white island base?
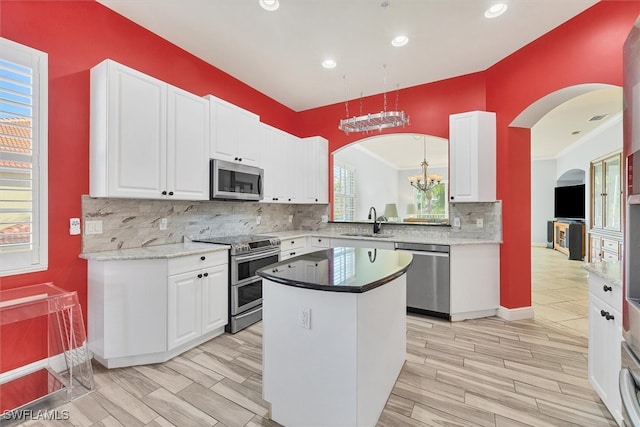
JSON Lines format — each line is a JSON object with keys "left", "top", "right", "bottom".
{"left": 262, "top": 276, "right": 406, "bottom": 427}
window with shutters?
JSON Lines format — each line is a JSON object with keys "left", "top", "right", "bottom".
{"left": 0, "top": 38, "right": 48, "bottom": 276}
{"left": 333, "top": 162, "right": 356, "bottom": 221}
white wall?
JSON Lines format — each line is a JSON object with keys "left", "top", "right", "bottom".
{"left": 531, "top": 114, "right": 622, "bottom": 244}
{"left": 335, "top": 146, "right": 399, "bottom": 221}
{"left": 531, "top": 159, "right": 556, "bottom": 245}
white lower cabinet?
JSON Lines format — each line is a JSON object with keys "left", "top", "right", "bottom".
{"left": 88, "top": 250, "right": 228, "bottom": 368}
{"left": 167, "top": 263, "right": 228, "bottom": 351}
{"left": 449, "top": 244, "right": 500, "bottom": 320}
{"left": 588, "top": 274, "right": 622, "bottom": 425}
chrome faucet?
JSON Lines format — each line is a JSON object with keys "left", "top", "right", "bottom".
{"left": 368, "top": 206, "right": 381, "bottom": 234}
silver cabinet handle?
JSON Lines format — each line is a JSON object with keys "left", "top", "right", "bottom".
{"left": 620, "top": 368, "right": 640, "bottom": 427}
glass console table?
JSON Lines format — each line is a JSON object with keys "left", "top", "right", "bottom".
{"left": 0, "top": 283, "right": 94, "bottom": 413}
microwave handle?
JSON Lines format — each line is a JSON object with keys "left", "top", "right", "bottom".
{"left": 258, "top": 174, "right": 262, "bottom": 194}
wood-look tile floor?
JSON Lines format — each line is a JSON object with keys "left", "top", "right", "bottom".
{"left": 13, "top": 247, "right": 614, "bottom": 427}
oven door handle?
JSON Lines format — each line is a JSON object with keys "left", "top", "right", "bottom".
{"left": 234, "top": 248, "right": 281, "bottom": 263}
{"left": 621, "top": 367, "right": 640, "bottom": 427}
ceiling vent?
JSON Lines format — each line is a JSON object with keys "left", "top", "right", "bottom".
{"left": 589, "top": 114, "right": 608, "bottom": 122}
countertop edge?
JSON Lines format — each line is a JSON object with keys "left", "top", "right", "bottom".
{"left": 582, "top": 262, "right": 622, "bottom": 287}
{"left": 257, "top": 249, "right": 413, "bottom": 293}
{"left": 261, "top": 230, "right": 501, "bottom": 245}
{"left": 80, "top": 242, "right": 230, "bottom": 261}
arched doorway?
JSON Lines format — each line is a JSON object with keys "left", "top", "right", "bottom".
{"left": 511, "top": 83, "right": 622, "bottom": 333}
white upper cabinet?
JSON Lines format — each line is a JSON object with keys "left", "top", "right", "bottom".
{"left": 167, "top": 86, "right": 210, "bottom": 200}
{"left": 301, "top": 136, "right": 328, "bottom": 204}
{"left": 206, "top": 95, "right": 260, "bottom": 166}
{"left": 260, "top": 123, "right": 289, "bottom": 202}
{"left": 90, "top": 59, "right": 210, "bottom": 200}
{"left": 259, "top": 123, "right": 328, "bottom": 204}
{"left": 449, "top": 111, "right": 496, "bottom": 202}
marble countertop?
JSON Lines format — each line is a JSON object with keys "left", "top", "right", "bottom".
{"left": 583, "top": 261, "right": 622, "bottom": 287}
{"left": 80, "top": 242, "right": 230, "bottom": 261}
{"left": 261, "top": 230, "right": 500, "bottom": 246}
{"left": 257, "top": 248, "right": 413, "bottom": 293}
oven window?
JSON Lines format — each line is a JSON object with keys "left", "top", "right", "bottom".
{"left": 218, "top": 169, "right": 261, "bottom": 195}
{"left": 237, "top": 254, "right": 279, "bottom": 282}
{"left": 237, "top": 280, "right": 262, "bottom": 308}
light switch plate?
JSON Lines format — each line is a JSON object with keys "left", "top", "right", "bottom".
{"left": 453, "top": 217, "right": 461, "bottom": 227}
{"left": 476, "top": 218, "right": 484, "bottom": 228}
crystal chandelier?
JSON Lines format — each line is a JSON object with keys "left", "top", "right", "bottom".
{"left": 338, "top": 65, "right": 409, "bottom": 134}
{"left": 408, "top": 136, "right": 442, "bottom": 193}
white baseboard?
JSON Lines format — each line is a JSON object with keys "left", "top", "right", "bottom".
{"left": 497, "top": 305, "right": 534, "bottom": 321}
{"left": 0, "top": 353, "right": 67, "bottom": 384}
{"left": 531, "top": 242, "right": 549, "bottom": 248}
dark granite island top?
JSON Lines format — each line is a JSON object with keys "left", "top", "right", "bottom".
{"left": 257, "top": 247, "right": 413, "bottom": 293}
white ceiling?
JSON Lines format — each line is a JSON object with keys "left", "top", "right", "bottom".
{"left": 97, "top": 0, "right": 599, "bottom": 112}
{"left": 96, "top": 0, "right": 621, "bottom": 160}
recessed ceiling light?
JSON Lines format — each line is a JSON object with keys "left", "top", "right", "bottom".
{"left": 484, "top": 3, "right": 507, "bottom": 18}
{"left": 391, "top": 35, "right": 409, "bottom": 47}
{"left": 322, "top": 59, "right": 336, "bottom": 69}
{"left": 259, "top": 0, "right": 279, "bottom": 12}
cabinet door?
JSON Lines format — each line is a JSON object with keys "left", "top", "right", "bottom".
{"left": 209, "top": 95, "right": 260, "bottom": 166}
{"left": 210, "top": 97, "right": 238, "bottom": 163}
{"left": 592, "top": 162, "right": 604, "bottom": 229}
{"left": 201, "top": 264, "right": 229, "bottom": 334}
{"left": 235, "top": 108, "right": 260, "bottom": 166}
{"left": 168, "top": 271, "right": 202, "bottom": 350}
{"left": 449, "top": 111, "right": 496, "bottom": 202}
{"left": 167, "top": 86, "right": 210, "bottom": 200}
{"left": 260, "top": 124, "right": 288, "bottom": 202}
{"left": 588, "top": 295, "right": 622, "bottom": 421}
{"left": 604, "top": 155, "right": 621, "bottom": 230}
{"left": 289, "top": 134, "right": 305, "bottom": 203}
{"left": 105, "top": 61, "right": 167, "bottom": 198}
{"left": 301, "top": 137, "right": 329, "bottom": 204}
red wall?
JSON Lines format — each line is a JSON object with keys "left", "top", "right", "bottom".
{"left": 298, "top": 1, "right": 640, "bottom": 310}
{"left": 1, "top": 1, "right": 639, "bottom": 370}
{"left": 0, "top": 0, "right": 298, "bottom": 372}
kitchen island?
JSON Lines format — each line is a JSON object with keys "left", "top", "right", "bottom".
{"left": 257, "top": 247, "right": 413, "bottom": 427}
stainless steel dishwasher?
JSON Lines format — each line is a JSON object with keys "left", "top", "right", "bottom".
{"left": 394, "top": 242, "right": 450, "bottom": 319}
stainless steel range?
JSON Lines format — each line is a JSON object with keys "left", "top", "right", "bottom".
{"left": 193, "top": 235, "right": 280, "bottom": 333}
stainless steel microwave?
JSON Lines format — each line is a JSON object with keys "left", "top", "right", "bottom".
{"left": 210, "top": 159, "right": 264, "bottom": 201}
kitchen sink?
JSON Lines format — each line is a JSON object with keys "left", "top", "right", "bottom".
{"left": 340, "top": 233, "right": 394, "bottom": 238}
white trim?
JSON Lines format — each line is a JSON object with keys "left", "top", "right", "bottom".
{"left": 0, "top": 37, "right": 48, "bottom": 277}
{"left": 531, "top": 242, "right": 548, "bottom": 248}
{"left": 0, "top": 353, "right": 66, "bottom": 384}
{"left": 496, "top": 305, "right": 535, "bottom": 321}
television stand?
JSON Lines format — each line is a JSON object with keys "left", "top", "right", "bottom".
{"left": 553, "top": 220, "right": 585, "bottom": 260}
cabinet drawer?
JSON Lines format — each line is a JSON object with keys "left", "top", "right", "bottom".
{"left": 168, "top": 251, "right": 228, "bottom": 275}
{"left": 280, "top": 238, "right": 306, "bottom": 251}
{"left": 602, "top": 239, "right": 619, "bottom": 253}
{"left": 588, "top": 274, "right": 622, "bottom": 313}
{"left": 309, "top": 236, "right": 330, "bottom": 248}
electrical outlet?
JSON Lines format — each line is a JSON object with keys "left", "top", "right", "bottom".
{"left": 85, "top": 220, "right": 103, "bottom": 235}
{"left": 453, "top": 217, "right": 461, "bottom": 227}
{"left": 69, "top": 218, "right": 81, "bottom": 235}
{"left": 321, "top": 215, "right": 329, "bottom": 223}
{"left": 476, "top": 218, "right": 483, "bottom": 228}
{"left": 159, "top": 218, "right": 168, "bottom": 230}
{"left": 256, "top": 215, "right": 261, "bottom": 225}
{"left": 288, "top": 215, "right": 293, "bottom": 223}
{"left": 300, "top": 307, "right": 311, "bottom": 330}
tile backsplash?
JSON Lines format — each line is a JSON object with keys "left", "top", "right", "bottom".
{"left": 82, "top": 197, "right": 501, "bottom": 253}
{"left": 81, "top": 196, "right": 329, "bottom": 253}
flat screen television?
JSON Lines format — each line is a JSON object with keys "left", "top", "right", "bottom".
{"left": 554, "top": 184, "right": 585, "bottom": 220}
